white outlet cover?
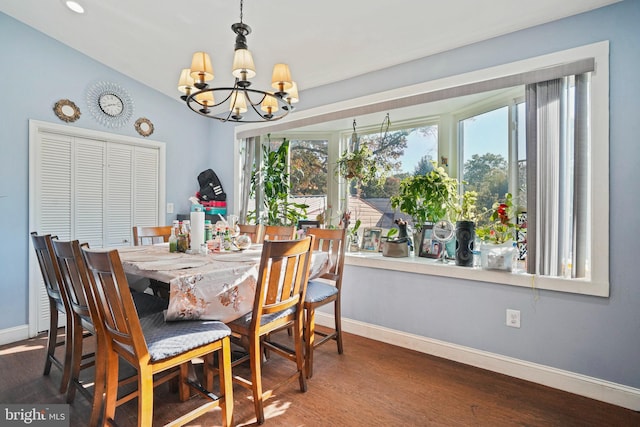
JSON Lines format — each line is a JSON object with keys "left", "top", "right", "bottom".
{"left": 167, "top": 202, "right": 174, "bottom": 214}
{"left": 506, "top": 309, "right": 521, "bottom": 328}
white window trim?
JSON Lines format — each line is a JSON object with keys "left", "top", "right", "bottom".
{"left": 235, "top": 41, "right": 609, "bottom": 297}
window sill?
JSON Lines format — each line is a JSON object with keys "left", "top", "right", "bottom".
{"left": 344, "top": 252, "right": 608, "bottom": 297}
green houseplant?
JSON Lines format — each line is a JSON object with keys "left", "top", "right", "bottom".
{"left": 475, "top": 192, "right": 520, "bottom": 271}
{"left": 249, "top": 138, "right": 308, "bottom": 226}
{"left": 390, "top": 162, "right": 458, "bottom": 232}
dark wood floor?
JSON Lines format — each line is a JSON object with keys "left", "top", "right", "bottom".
{"left": 1, "top": 327, "right": 638, "bottom": 426}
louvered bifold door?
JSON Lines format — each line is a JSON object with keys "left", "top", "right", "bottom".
{"left": 133, "top": 146, "right": 160, "bottom": 228}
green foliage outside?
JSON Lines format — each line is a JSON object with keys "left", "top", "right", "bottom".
{"left": 249, "top": 139, "right": 308, "bottom": 226}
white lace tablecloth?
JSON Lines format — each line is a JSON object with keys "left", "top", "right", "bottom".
{"left": 117, "top": 243, "right": 329, "bottom": 323}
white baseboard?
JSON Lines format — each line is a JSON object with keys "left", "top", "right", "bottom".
{"left": 0, "top": 324, "right": 30, "bottom": 347}
{"left": 315, "top": 312, "right": 640, "bottom": 411}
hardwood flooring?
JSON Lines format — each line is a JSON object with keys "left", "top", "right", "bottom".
{"left": 0, "top": 327, "right": 637, "bottom": 426}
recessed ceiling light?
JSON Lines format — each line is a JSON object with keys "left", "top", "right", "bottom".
{"left": 65, "top": 1, "right": 85, "bottom": 14}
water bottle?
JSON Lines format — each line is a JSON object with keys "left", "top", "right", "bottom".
{"left": 169, "top": 220, "right": 179, "bottom": 253}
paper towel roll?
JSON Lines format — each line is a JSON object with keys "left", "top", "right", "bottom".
{"left": 190, "top": 210, "right": 205, "bottom": 252}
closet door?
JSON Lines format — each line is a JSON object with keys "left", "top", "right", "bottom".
{"left": 31, "top": 126, "right": 162, "bottom": 333}
{"left": 74, "top": 137, "right": 105, "bottom": 248}
{"left": 34, "top": 133, "right": 73, "bottom": 333}
{"left": 105, "top": 143, "right": 134, "bottom": 247}
{"left": 133, "top": 145, "right": 160, "bottom": 227}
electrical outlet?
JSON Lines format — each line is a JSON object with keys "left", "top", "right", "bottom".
{"left": 167, "top": 202, "right": 174, "bottom": 214}
{"left": 506, "top": 309, "right": 521, "bottom": 328}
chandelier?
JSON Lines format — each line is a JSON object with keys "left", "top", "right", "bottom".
{"left": 177, "top": 0, "right": 298, "bottom": 123}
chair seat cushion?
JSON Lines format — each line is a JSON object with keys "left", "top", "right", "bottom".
{"left": 139, "top": 313, "right": 231, "bottom": 362}
{"left": 228, "top": 306, "right": 296, "bottom": 330}
{"left": 132, "top": 291, "right": 169, "bottom": 318}
{"left": 304, "top": 280, "right": 338, "bottom": 303}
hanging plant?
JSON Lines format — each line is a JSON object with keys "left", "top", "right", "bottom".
{"left": 336, "top": 143, "right": 380, "bottom": 183}
{"left": 335, "top": 116, "right": 390, "bottom": 185}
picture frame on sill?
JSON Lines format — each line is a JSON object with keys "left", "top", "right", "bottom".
{"left": 418, "top": 227, "right": 443, "bottom": 258}
{"left": 297, "top": 220, "right": 321, "bottom": 231}
{"left": 361, "top": 227, "right": 382, "bottom": 252}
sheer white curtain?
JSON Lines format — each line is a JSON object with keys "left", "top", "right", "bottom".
{"left": 526, "top": 74, "right": 590, "bottom": 278}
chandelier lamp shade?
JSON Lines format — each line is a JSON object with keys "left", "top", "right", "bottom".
{"left": 177, "top": 0, "right": 299, "bottom": 123}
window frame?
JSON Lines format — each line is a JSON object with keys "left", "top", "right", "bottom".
{"left": 235, "top": 41, "right": 609, "bottom": 297}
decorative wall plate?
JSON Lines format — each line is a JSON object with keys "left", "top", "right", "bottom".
{"left": 86, "top": 81, "right": 134, "bottom": 128}
{"left": 134, "top": 117, "right": 154, "bottom": 137}
{"left": 53, "top": 99, "right": 81, "bottom": 122}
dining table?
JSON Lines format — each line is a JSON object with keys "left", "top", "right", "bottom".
{"left": 117, "top": 243, "right": 330, "bottom": 323}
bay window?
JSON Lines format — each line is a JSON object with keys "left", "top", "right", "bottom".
{"left": 235, "top": 42, "right": 609, "bottom": 297}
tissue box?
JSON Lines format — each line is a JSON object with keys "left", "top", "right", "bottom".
{"left": 190, "top": 204, "right": 204, "bottom": 212}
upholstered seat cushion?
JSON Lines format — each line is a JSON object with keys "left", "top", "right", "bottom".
{"left": 132, "top": 291, "right": 169, "bottom": 318}
{"left": 139, "top": 313, "right": 231, "bottom": 362}
{"left": 228, "top": 306, "right": 296, "bottom": 330}
{"left": 304, "top": 280, "right": 338, "bottom": 303}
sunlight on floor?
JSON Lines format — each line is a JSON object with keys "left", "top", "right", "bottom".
{"left": 0, "top": 343, "right": 44, "bottom": 356}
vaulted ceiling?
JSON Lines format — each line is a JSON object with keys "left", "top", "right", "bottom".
{"left": 1, "top": 0, "right": 619, "bottom": 103}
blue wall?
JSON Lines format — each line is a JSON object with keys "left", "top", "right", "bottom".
{"left": 0, "top": 12, "right": 234, "bottom": 328}
{"left": 1, "top": 0, "right": 638, "bottom": 391}
{"left": 305, "top": 1, "right": 640, "bottom": 389}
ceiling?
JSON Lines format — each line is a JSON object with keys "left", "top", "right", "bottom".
{"left": 1, "top": 0, "right": 618, "bottom": 105}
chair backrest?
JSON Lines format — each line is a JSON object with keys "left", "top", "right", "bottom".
{"left": 251, "top": 236, "right": 314, "bottom": 330}
{"left": 238, "top": 223, "right": 264, "bottom": 244}
{"left": 82, "top": 248, "right": 148, "bottom": 359}
{"left": 263, "top": 225, "right": 296, "bottom": 242}
{"left": 132, "top": 226, "right": 173, "bottom": 246}
{"left": 52, "top": 240, "right": 94, "bottom": 325}
{"left": 306, "top": 228, "right": 347, "bottom": 288}
{"left": 30, "top": 232, "right": 67, "bottom": 306}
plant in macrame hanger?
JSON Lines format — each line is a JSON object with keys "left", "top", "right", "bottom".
{"left": 336, "top": 114, "right": 391, "bottom": 188}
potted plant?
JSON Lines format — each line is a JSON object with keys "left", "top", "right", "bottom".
{"left": 336, "top": 143, "right": 383, "bottom": 185}
{"left": 452, "top": 190, "right": 478, "bottom": 267}
{"left": 475, "top": 192, "right": 520, "bottom": 271}
{"left": 249, "top": 138, "right": 308, "bottom": 226}
{"left": 390, "top": 162, "right": 458, "bottom": 248}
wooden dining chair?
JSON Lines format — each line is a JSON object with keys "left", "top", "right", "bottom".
{"left": 30, "top": 232, "right": 74, "bottom": 395}
{"left": 132, "top": 225, "right": 173, "bottom": 246}
{"left": 238, "top": 223, "right": 264, "bottom": 244}
{"left": 82, "top": 247, "right": 234, "bottom": 427}
{"left": 304, "top": 228, "right": 347, "bottom": 378}
{"left": 263, "top": 225, "right": 296, "bottom": 241}
{"left": 223, "top": 236, "right": 314, "bottom": 424}
{"left": 132, "top": 225, "right": 173, "bottom": 298}
{"left": 52, "top": 239, "right": 169, "bottom": 426}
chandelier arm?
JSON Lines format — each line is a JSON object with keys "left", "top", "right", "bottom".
{"left": 185, "top": 87, "right": 291, "bottom": 123}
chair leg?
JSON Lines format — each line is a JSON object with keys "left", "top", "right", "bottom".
{"left": 178, "top": 363, "right": 191, "bottom": 401}
{"left": 249, "top": 335, "right": 265, "bottom": 424}
{"left": 335, "top": 298, "right": 344, "bottom": 355}
{"left": 305, "top": 306, "right": 315, "bottom": 379}
{"left": 102, "top": 350, "right": 119, "bottom": 425}
{"left": 59, "top": 311, "right": 74, "bottom": 394}
{"left": 44, "top": 303, "right": 58, "bottom": 376}
{"left": 294, "top": 316, "right": 308, "bottom": 392}
{"left": 218, "top": 337, "right": 234, "bottom": 427}
{"left": 138, "top": 366, "right": 154, "bottom": 427}
{"left": 66, "top": 319, "right": 84, "bottom": 403}
{"left": 89, "top": 334, "right": 106, "bottom": 427}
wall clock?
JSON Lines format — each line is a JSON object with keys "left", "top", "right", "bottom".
{"left": 86, "top": 81, "right": 134, "bottom": 128}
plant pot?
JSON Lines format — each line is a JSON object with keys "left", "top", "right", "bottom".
{"left": 480, "top": 240, "right": 515, "bottom": 271}
{"left": 455, "top": 220, "right": 475, "bottom": 267}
